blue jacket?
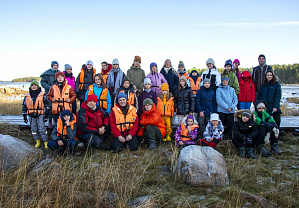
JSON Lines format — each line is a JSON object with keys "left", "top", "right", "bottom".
{"left": 160, "top": 67, "right": 179, "bottom": 94}
{"left": 195, "top": 86, "right": 216, "bottom": 116}
{"left": 258, "top": 80, "right": 281, "bottom": 115}
{"left": 216, "top": 84, "right": 238, "bottom": 114}
{"left": 84, "top": 83, "right": 112, "bottom": 114}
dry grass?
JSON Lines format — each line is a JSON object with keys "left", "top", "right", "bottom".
{"left": 0, "top": 94, "right": 24, "bottom": 115}
{"left": 287, "top": 97, "right": 299, "bottom": 104}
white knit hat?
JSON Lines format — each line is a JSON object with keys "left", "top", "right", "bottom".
{"left": 144, "top": 78, "right": 151, "bottom": 85}
{"left": 210, "top": 113, "right": 220, "bottom": 121}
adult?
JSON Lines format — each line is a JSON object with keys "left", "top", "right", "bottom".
{"left": 233, "top": 59, "right": 241, "bottom": 82}
{"left": 100, "top": 61, "right": 112, "bottom": 84}
{"left": 75, "top": 60, "right": 96, "bottom": 105}
{"left": 146, "top": 62, "right": 167, "bottom": 95}
{"left": 77, "top": 95, "right": 110, "bottom": 150}
{"left": 127, "top": 56, "right": 145, "bottom": 92}
{"left": 201, "top": 58, "right": 221, "bottom": 92}
{"left": 64, "top": 64, "right": 77, "bottom": 114}
{"left": 110, "top": 93, "right": 139, "bottom": 152}
{"left": 40, "top": 61, "right": 60, "bottom": 129}
{"left": 160, "top": 59, "right": 179, "bottom": 95}
{"left": 221, "top": 59, "right": 240, "bottom": 95}
{"left": 251, "top": 54, "right": 273, "bottom": 101}
{"left": 189, "top": 69, "right": 202, "bottom": 96}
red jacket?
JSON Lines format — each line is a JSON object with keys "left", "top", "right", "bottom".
{"left": 238, "top": 71, "right": 255, "bottom": 102}
{"left": 77, "top": 101, "right": 109, "bottom": 136}
{"left": 137, "top": 104, "right": 166, "bottom": 138}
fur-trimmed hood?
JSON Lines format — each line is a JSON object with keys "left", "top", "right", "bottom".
{"left": 234, "top": 109, "right": 256, "bottom": 123}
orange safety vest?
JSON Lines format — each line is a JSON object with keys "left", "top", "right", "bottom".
{"left": 25, "top": 91, "right": 45, "bottom": 115}
{"left": 51, "top": 84, "right": 72, "bottom": 114}
{"left": 157, "top": 97, "right": 174, "bottom": 117}
{"left": 119, "top": 90, "right": 135, "bottom": 106}
{"left": 79, "top": 68, "right": 96, "bottom": 90}
{"left": 189, "top": 77, "right": 202, "bottom": 95}
{"left": 101, "top": 73, "right": 108, "bottom": 84}
{"left": 178, "top": 72, "right": 189, "bottom": 78}
{"left": 180, "top": 123, "right": 199, "bottom": 141}
{"left": 113, "top": 105, "right": 137, "bottom": 133}
{"left": 56, "top": 114, "right": 77, "bottom": 139}
{"left": 88, "top": 85, "right": 108, "bottom": 110}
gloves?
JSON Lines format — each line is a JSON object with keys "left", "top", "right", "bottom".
{"left": 264, "top": 132, "right": 270, "bottom": 144}
{"left": 245, "top": 137, "right": 252, "bottom": 145}
{"left": 23, "top": 114, "right": 28, "bottom": 124}
{"left": 273, "top": 127, "right": 280, "bottom": 138}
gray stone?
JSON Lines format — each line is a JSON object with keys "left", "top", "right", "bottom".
{"left": 30, "top": 154, "right": 61, "bottom": 173}
{"left": 127, "top": 195, "right": 158, "bottom": 208}
{"left": 0, "top": 134, "right": 43, "bottom": 171}
{"left": 176, "top": 145, "right": 229, "bottom": 187}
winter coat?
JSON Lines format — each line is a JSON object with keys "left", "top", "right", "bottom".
{"left": 252, "top": 65, "right": 273, "bottom": 92}
{"left": 232, "top": 110, "right": 258, "bottom": 140}
{"left": 51, "top": 113, "right": 77, "bottom": 141}
{"left": 127, "top": 66, "right": 146, "bottom": 92}
{"left": 216, "top": 84, "right": 238, "bottom": 114}
{"left": 146, "top": 72, "right": 168, "bottom": 95}
{"left": 174, "top": 86, "right": 195, "bottom": 115}
{"left": 222, "top": 71, "right": 240, "bottom": 95}
{"left": 40, "top": 69, "right": 59, "bottom": 95}
{"left": 63, "top": 71, "right": 76, "bottom": 90}
{"left": 160, "top": 67, "right": 179, "bottom": 94}
{"left": 201, "top": 68, "right": 221, "bottom": 92}
{"left": 238, "top": 71, "right": 255, "bottom": 103}
{"left": 253, "top": 100, "right": 278, "bottom": 130}
{"left": 175, "top": 116, "right": 198, "bottom": 146}
{"left": 138, "top": 90, "right": 157, "bottom": 115}
{"left": 107, "top": 68, "right": 126, "bottom": 96}
{"left": 258, "top": 80, "right": 282, "bottom": 115}
{"left": 75, "top": 68, "right": 96, "bottom": 101}
{"left": 195, "top": 86, "right": 216, "bottom": 117}
{"left": 203, "top": 120, "right": 224, "bottom": 142}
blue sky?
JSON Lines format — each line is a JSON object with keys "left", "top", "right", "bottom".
{"left": 0, "top": 0, "right": 298, "bottom": 81}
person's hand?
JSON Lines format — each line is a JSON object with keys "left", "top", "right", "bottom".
{"left": 52, "top": 98, "right": 56, "bottom": 102}
{"left": 23, "top": 115, "right": 28, "bottom": 124}
{"left": 210, "top": 137, "right": 214, "bottom": 141}
{"left": 273, "top": 108, "right": 277, "bottom": 113}
{"left": 187, "top": 126, "right": 191, "bottom": 132}
{"left": 58, "top": 140, "right": 64, "bottom": 146}
{"left": 65, "top": 120, "right": 70, "bottom": 126}
{"left": 273, "top": 127, "right": 279, "bottom": 138}
{"left": 126, "top": 134, "right": 132, "bottom": 141}
{"left": 66, "top": 98, "right": 70, "bottom": 102}
{"left": 118, "top": 136, "right": 126, "bottom": 143}
{"left": 200, "top": 112, "right": 204, "bottom": 118}
{"left": 228, "top": 108, "right": 232, "bottom": 112}
{"left": 99, "top": 126, "right": 106, "bottom": 135}
{"left": 179, "top": 141, "right": 184, "bottom": 146}
{"left": 245, "top": 137, "right": 252, "bottom": 145}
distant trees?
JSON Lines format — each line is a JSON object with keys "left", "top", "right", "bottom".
{"left": 12, "top": 77, "right": 41, "bottom": 82}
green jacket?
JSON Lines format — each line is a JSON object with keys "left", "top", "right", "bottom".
{"left": 253, "top": 110, "right": 275, "bottom": 125}
{"left": 222, "top": 71, "right": 240, "bottom": 95}
{"left": 127, "top": 66, "right": 146, "bottom": 92}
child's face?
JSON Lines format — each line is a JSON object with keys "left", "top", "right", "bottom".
{"left": 233, "top": 62, "right": 239, "bottom": 69}
{"left": 179, "top": 79, "right": 186, "bottom": 87}
{"left": 113, "top": 64, "right": 119, "bottom": 69}
{"left": 101, "top": 63, "right": 108, "bottom": 70}
{"left": 187, "top": 119, "right": 194, "bottom": 126}
{"left": 192, "top": 71, "right": 197, "bottom": 76}
{"left": 95, "top": 76, "right": 102, "bottom": 86}
{"left": 204, "top": 82, "right": 210, "bottom": 88}
{"left": 242, "top": 116, "right": 250, "bottom": 122}
{"left": 30, "top": 84, "right": 38, "bottom": 91}
{"left": 134, "top": 61, "right": 140, "bottom": 67}
{"left": 144, "top": 104, "right": 152, "bottom": 111}
{"left": 211, "top": 120, "right": 219, "bottom": 126}
{"left": 56, "top": 75, "right": 65, "bottom": 83}
{"left": 162, "top": 90, "right": 168, "bottom": 95}
{"left": 178, "top": 66, "right": 185, "bottom": 72}
{"left": 144, "top": 83, "right": 151, "bottom": 89}
{"left": 63, "top": 115, "right": 71, "bottom": 121}
{"left": 222, "top": 79, "right": 228, "bottom": 86}
{"left": 66, "top": 68, "right": 72, "bottom": 74}
{"left": 207, "top": 63, "right": 214, "bottom": 69}
{"left": 123, "top": 81, "right": 130, "bottom": 88}
{"left": 258, "top": 107, "right": 266, "bottom": 112}
{"left": 225, "top": 65, "right": 232, "bottom": 71}
{"left": 266, "top": 72, "right": 273, "bottom": 81}
{"left": 151, "top": 65, "right": 157, "bottom": 73}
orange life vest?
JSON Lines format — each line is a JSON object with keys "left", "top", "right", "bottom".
{"left": 119, "top": 90, "right": 135, "bottom": 106}
{"left": 79, "top": 68, "right": 96, "bottom": 90}
{"left": 189, "top": 77, "right": 202, "bottom": 95}
{"left": 88, "top": 85, "right": 108, "bottom": 110}
{"left": 56, "top": 114, "right": 77, "bottom": 140}
{"left": 156, "top": 97, "right": 174, "bottom": 117}
{"left": 180, "top": 123, "right": 199, "bottom": 141}
{"left": 25, "top": 91, "right": 45, "bottom": 115}
{"left": 178, "top": 72, "right": 189, "bottom": 78}
{"left": 51, "top": 84, "right": 72, "bottom": 114}
{"left": 112, "top": 105, "right": 137, "bottom": 133}
{"left": 101, "top": 73, "right": 108, "bottom": 84}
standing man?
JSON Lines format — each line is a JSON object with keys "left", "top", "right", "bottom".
{"left": 127, "top": 56, "right": 145, "bottom": 92}
{"left": 251, "top": 54, "right": 273, "bottom": 101}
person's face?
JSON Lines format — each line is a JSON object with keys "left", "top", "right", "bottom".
{"left": 258, "top": 107, "right": 266, "bottom": 112}
{"left": 192, "top": 71, "right": 197, "bottom": 76}
{"left": 66, "top": 68, "right": 72, "bottom": 74}
{"left": 151, "top": 65, "right": 157, "bottom": 72}
{"left": 242, "top": 116, "right": 250, "bottom": 122}
{"left": 88, "top": 100, "right": 96, "bottom": 108}
{"left": 211, "top": 120, "right": 219, "bottom": 126}
{"left": 180, "top": 79, "right": 186, "bottom": 87}
{"left": 258, "top": 56, "right": 266, "bottom": 66}
{"left": 162, "top": 90, "right": 168, "bottom": 95}
{"left": 207, "top": 63, "right": 214, "bottom": 69}
{"left": 63, "top": 115, "right": 71, "bottom": 121}
{"left": 134, "top": 61, "right": 140, "bottom": 67}
{"left": 30, "top": 84, "right": 38, "bottom": 90}
{"left": 52, "top": 64, "right": 58, "bottom": 70}
{"left": 86, "top": 64, "right": 93, "bottom": 70}
{"left": 187, "top": 119, "right": 194, "bottom": 126}
{"left": 57, "top": 75, "right": 65, "bottom": 83}
{"left": 123, "top": 81, "right": 130, "bottom": 88}
{"left": 225, "top": 65, "right": 232, "bottom": 71}
{"left": 95, "top": 76, "right": 102, "bottom": 86}
{"left": 102, "top": 63, "right": 108, "bottom": 70}
{"left": 233, "top": 62, "right": 239, "bottom": 69}
{"left": 204, "top": 82, "right": 210, "bottom": 88}
{"left": 165, "top": 60, "right": 171, "bottom": 68}
{"left": 118, "top": 98, "right": 127, "bottom": 107}
{"left": 266, "top": 72, "right": 273, "bottom": 81}
{"left": 113, "top": 64, "right": 119, "bottom": 69}
{"left": 144, "top": 104, "right": 152, "bottom": 111}
{"left": 144, "top": 83, "right": 151, "bottom": 89}
{"left": 178, "top": 66, "right": 185, "bottom": 72}
{"left": 222, "top": 79, "right": 228, "bottom": 86}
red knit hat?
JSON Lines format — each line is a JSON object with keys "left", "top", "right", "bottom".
{"left": 55, "top": 71, "right": 65, "bottom": 80}
{"left": 87, "top": 95, "right": 97, "bottom": 103}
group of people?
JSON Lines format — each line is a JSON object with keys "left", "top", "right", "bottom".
{"left": 22, "top": 54, "right": 282, "bottom": 158}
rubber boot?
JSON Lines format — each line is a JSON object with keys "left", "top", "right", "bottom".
{"left": 149, "top": 140, "right": 156, "bottom": 150}
{"left": 166, "top": 135, "right": 171, "bottom": 142}
{"left": 48, "top": 118, "right": 53, "bottom": 130}
{"left": 238, "top": 146, "right": 246, "bottom": 157}
{"left": 271, "top": 143, "right": 281, "bottom": 155}
{"left": 258, "top": 144, "right": 272, "bottom": 157}
{"left": 35, "top": 140, "right": 41, "bottom": 148}
{"left": 246, "top": 147, "right": 257, "bottom": 159}
{"left": 162, "top": 138, "right": 167, "bottom": 142}
{"left": 44, "top": 141, "right": 49, "bottom": 149}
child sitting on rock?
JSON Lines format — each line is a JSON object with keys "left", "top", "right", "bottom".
{"left": 198, "top": 113, "right": 224, "bottom": 147}
{"left": 175, "top": 115, "right": 199, "bottom": 148}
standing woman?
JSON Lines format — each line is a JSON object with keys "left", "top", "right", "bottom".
{"left": 258, "top": 71, "right": 282, "bottom": 128}
{"left": 160, "top": 59, "right": 179, "bottom": 95}
{"left": 146, "top": 62, "right": 167, "bottom": 95}
{"left": 64, "top": 64, "right": 77, "bottom": 114}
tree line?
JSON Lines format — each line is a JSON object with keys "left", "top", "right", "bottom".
{"left": 12, "top": 77, "right": 41, "bottom": 83}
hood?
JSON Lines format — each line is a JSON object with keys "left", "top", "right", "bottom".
{"left": 180, "top": 115, "right": 198, "bottom": 126}
{"left": 158, "top": 91, "right": 173, "bottom": 101}
{"left": 241, "top": 71, "right": 252, "bottom": 79}
{"left": 101, "top": 63, "right": 112, "bottom": 74}
{"left": 60, "top": 112, "right": 75, "bottom": 124}
{"left": 254, "top": 100, "right": 268, "bottom": 111}
{"left": 234, "top": 109, "right": 255, "bottom": 122}
{"left": 81, "top": 101, "right": 101, "bottom": 113}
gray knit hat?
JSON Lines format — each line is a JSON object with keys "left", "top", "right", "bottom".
{"left": 178, "top": 61, "right": 185, "bottom": 68}
{"left": 112, "top": 58, "right": 119, "bottom": 65}
{"left": 206, "top": 58, "right": 215, "bottom": 66}
{"left": 179, "top": 76, "right": 188, "bottom": 83}
{"left": 242, "top": 109, "right": 252, "bottom": 118}
{"left": 64, "top": 64, "right": 72, "bottom": 70}
{"left": 203, "top": 78, "right": 210, "bottom": 84}
{"left": 86, "top": 60, "right": 93, "bottom": 67}
{"left": 143, "top": 98, "right": 153, "bottom": 106}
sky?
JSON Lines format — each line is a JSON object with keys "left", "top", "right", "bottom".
{"left": 0, "top": 0, "right": 298, "bottom": 81}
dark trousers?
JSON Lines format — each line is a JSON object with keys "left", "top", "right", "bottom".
{"left": 111, "top": 135, "right": 139, "bottom": 152}
{"left": 197, "top": 115, "right": 210, "bottom": 138}
{"left": 218, "top": 112, "right": 234, "bottom": 139}
{"left": 272, "top": 112, "right": 281, "bottom": 128}
{"left": 232, "top": 133, "right": 260, "bottom": 148}
{"left": 143, "top": 125, "right": 162, "bottom": 143}
{"left": 257, "top": 125, "right": 279, "bottom": 145}
{"left": 72, "top": 101, "right": 77, "bottom": 114}
{"left": 48, "top": 138, "right": 77, "bottom": 155}
{"left": 78, "top": 133, "right": 105, "bottom": 149}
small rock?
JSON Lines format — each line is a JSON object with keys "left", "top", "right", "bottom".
{"left": 127, "top": 195, "right": 158, "bottom": 208}
{"left": 30, "top": 154, "right": 61, "bottom": 173}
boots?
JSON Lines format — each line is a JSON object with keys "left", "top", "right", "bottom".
{"left": 246, "top": 147, "right": 257, "bottom": 159}
{"left": 162, "top": 138, "right": 167, "bottom": 142}
{"left": 258, "top": 144, "right": 272, "bottom": 157}
{"left": 149, "top": 140, "right": 156, "bottom": 150}
{"left": 48, "top": 118, "right": 53, "bottom": 129}
{"left": 166, "top": 135, "right": 171, "bottom": 142}
{"left": 44, "top": 141, "right": 49, "bottom": 149}
{"left": 271, "top": 143, "right": 281, "bottom": 155}
{"left": 238, "top": 146, "right": 246, "bottom": 157}
{"left": 35, "top": 140, "right": 41, "bottom": 148}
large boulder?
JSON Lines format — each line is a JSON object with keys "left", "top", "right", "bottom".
{"left": 176, "top": 145, "right": 229, "bottom": 187}
{"left": 0, "top": 134, "right": 43, "bottom": 171}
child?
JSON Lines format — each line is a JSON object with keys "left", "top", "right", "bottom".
{"left": 195, "top": 79, "right": 216, "bottom": 138}
{"left": 201, "top": 58, "right": 221, "bottom": 92}
{"left": 47, "top": 110, "right": 77, "bottom": 156}
{"left": 198, "top": 113, "right": 224, "bottom": 147}
{"left": 138, "top": 78, "right": 157, "bottom": 115}
{"left": 22, "top": 80, "right": 49, "bottom": 149}
{"left": 64, "top": 64, "right": 77, "bottom": 114}
{"left": 85, "top": 73, "right": 112, "bottom": 114}
{"left": 175, "top": 115, "right": 198, "bottom": 148}
{"left": 253, "top": 100, "right": 280, "bottom": 156}
{"left": 232, "top": 109, "right": 259, "bottom": 159}
{"left": 127, "top": 56, "right": 145, "bottom": 92}
{"left": 233, "top": 59, "right": 241, "bottom": 82}
{"left": 189, "top": 69, "right": 201, "bottom": 96}
{"left": 238, "top": 71, "right": 255, "bottom": 110}
{"left": 157, "top": 83, "right": 174, "bottom": 141}
{"left": 222, "top": 59, "right": 240, "bottom": 95}
{"left": 114, "top": 76, "right": 138, "bottom": 112}
{"left": 146, "top": 62, "right": 168, "bottom": 95}
{"left": 47, "top": 71, "right": 77, "bottom": 123}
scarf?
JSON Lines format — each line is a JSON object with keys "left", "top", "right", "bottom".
{"left": 107, "top": 68, "right": 124, "bottom": 94}
{"left": 101, "top": 67, "right": 110, "bottom": 75}
{"left": 144, "top": 89, "right": 151, "bottom": 93}
{"left": 164, "top": 67, "right": 171, "bottom": 73}
{"left": 29, "top": 87, "right": 41, "bottom": 104}
{"left": 121, "top": 103, "right": 129, "bottom": 115}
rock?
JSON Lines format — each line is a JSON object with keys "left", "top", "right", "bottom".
{"left": 240, "top": 191, "right": 268, "bottom": 208}
{"left": 30, "top": 154, "right": 61, "bottom": 174}
{"left": 176, "top": 145, "right": 229, "bottom": 187}
{"left": 0, "top": 134, "right": 43, "bottom": 171}
{"left": 127, "top": 195, "right": 158, "bottom": 208}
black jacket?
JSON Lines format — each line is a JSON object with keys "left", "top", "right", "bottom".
{"left": 232, "top": 118, "right": 258, "bottom": 140}
{"left": 160, "top": 67, "right": 179, "bottom": 94}
{"left": 174, "top": 86, "right": 195, "bottom": 115}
